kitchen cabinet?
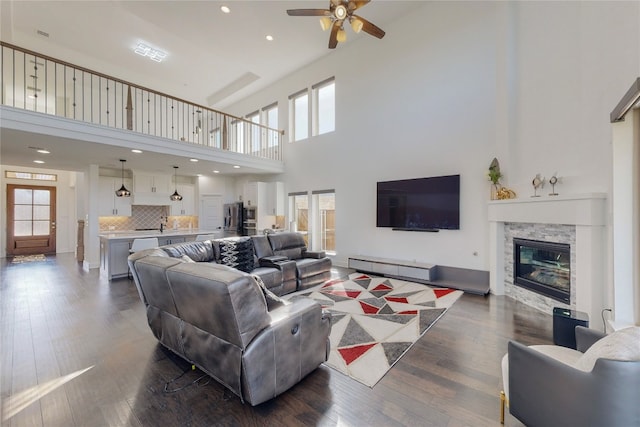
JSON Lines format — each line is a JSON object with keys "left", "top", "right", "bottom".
{"left": 170, "top": 184, "right": 195, "bottom": 216}
{"left": 157, "top": 236, "right": 186, "bottom": 246}
{"left": 266, "top": 182, "right": 284, "bottom": 215}
{"left": 132, "top": 172, "right": 171, "bottom": 205}
{"left": 98, "top": 176, "right": 132, "bottom": 216}
{"left": 100, "top": 239, "right": 131, "bottom": 279}
{"left": 134, "top": 172, "right": 171, "bottom": 194}
{"left": 99, "top": 230, "right": 212, "bottom": 280}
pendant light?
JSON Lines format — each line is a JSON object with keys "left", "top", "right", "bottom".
{"left": 170, "top": 166, "right": 183, "bottom": 201}
{"left": 115, "top": 159, "right": 131, "bottom": 197}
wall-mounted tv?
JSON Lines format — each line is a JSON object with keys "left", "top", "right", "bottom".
{"left": 376, "top": 174, "right": 460, "bottom": 231}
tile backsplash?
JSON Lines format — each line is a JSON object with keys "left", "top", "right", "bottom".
{"left": 99, "top": 205, "right": 198, "bottom": 231}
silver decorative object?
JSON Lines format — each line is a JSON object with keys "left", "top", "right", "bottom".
{"left": 532, "top": 173, "right": 545, "bottom": 197}
{"left": 549, "top": 173, "right": 559, "bottom": 196}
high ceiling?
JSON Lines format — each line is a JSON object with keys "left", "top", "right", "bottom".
{"left": 0, "top": 0, "right": 424, "bottom": 175}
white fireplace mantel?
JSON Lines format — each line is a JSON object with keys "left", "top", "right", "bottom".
{"left": 488, "top": 193, "right": 608, "bottom": 327}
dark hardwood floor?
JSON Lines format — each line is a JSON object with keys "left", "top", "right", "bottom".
{"left": 1, "top": 253, "right": 551, "bottom": 426}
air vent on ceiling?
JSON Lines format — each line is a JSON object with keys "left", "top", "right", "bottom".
{"left": 36, "top": 30, "right": 49, "bottom": 38}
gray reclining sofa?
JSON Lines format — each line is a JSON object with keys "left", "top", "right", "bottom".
{"left": 127, "top": 249, "right": 332, "bottom": 406}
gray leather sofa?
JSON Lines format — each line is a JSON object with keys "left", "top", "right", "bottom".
{"left": 127, "top": 250, "right": 332, "bottom": 406}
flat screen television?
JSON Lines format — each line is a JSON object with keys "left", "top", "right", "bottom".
{"left": 376, "top": 174, "right": 460, "bottom": 231}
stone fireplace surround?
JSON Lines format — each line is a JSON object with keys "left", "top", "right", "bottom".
{"left": 488, "top": 193, "right": 607, "bottom": 324}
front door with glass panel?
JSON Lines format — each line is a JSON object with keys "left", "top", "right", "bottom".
{"left": 7, "top": 185, "right": 56, "bottom": 255}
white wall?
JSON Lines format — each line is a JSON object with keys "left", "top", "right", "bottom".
{"left": 0, "top": 164, "right": 79, "bottom": 257}
{"left": 227, "top": 1, "right": 640, "bottom": 276}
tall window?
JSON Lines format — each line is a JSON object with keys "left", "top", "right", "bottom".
{"left": 262, "top": 102, "right": 279, "bottom": 147}
{"left": 289, "top": 90, "right": 309, "bottom": 142}
{"left": 313, "top": 78, "right": 335, "bottom": 136}
{"left": 288, "top": 192, "right": 309, "bottom": 245}
{"left": 246, "top": 111, "right": 260, "bottom": 153}
{"left": 312, "top": 190, "right": 335, "bottom": 254}
{"left": 289, "top": 77, "right": 335, "bottom": 142}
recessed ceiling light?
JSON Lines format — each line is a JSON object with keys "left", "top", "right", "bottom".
{"left": 221, "top": 5, "right": 230, "bottom": 13}
{"left": 213, "top": 170, "right": 220, "bottom": 174}
{"left": 133, "top": 42, "right": 167, "bottom": 62}
{"left": 29, "top": 146, "right": 50, "bottom": 154}
{"left": 233, "top": 165, "right": 240, "bottom": 169}
{"left": 190, "top": 158, "right": 198, "bottom": 162}
{"left": 266, "top": 35, "right": 274, "bottom": 41}
{"left": 34, "top": 160, "right": 45, "bottom": 164}
{"left": 131, "top": 149, "right": 142, "bottom": 154}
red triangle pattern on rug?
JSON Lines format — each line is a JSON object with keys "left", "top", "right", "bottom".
{"left": 327, "top": 290, "right": 361, "bottom": 298}
{"left": 434, "top": 288, "right": 457, "bottom": 298}
{"left": 338, "top": 343, "right": 377, "bottom": 365}
{"left": 360, "top": 301, "right": 380, "bottom": 314}
{"left": 322, "top": 279, "right": 344, "bottom": 288}
{"left": 385, "top": 296, "right": 408, "bottom": 303}
{"left": 354, "top": 275, "right": 370, "bottom": 280}
{"left": 372, "top": 283, "right": 393, "bottom": 291}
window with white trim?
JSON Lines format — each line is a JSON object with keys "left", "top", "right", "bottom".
{"left": 289, "top": 89, "right": 309, "bottom": 142}
{"left": 312, "top": 190, "right": 335, "bottom": 254}
{"left": 262, "top": 102, "right": 279, "bottom": 147}
{"left": 313, "top": 78, "right": 335, "bottom": 136}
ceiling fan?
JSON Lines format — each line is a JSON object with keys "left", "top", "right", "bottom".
{"left": 287, "top": 0, "right": 386, "bottom": 49}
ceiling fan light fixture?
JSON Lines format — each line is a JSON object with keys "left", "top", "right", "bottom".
{"left": 319, "top": 16, "right": 332, "bottom": 31}
{"left": 337, "top": 27, "right": 347, "bottom": 43}
{"left": 351, "top": 17, "right": 363, "bottom": 33}
{"left": 115, "top": 159, "right": 131, "bottom": 197}
{"left": 334, "top": 5, "right": 347, "bottom": 20}
{"left": 170, "top": 166, "right": 183, "bottom": 201}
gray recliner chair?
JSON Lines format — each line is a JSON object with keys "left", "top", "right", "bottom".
{"left": 266, "top": 232, "right": 332, "bottom": 290}
{"left": 501, "top": 325, "right": 640, "bottom": 426}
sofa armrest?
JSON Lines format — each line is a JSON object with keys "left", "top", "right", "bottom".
{"left": 259, "top": 255, "right": 289, "bottom": 267}
{"left": 240, "top": 298, "right": 332, "bottom": 406}
{"left": 302, "top": 249, "right": 326, "bottom": 259}
{"left": 575, "top": 325, "right": 606, "bottom": 353}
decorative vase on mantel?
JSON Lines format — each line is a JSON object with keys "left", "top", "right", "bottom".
{"left": 491, "top": 184, "right": 500, "bottom": 200}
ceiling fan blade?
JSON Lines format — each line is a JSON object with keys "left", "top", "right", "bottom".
{"left": 328, "top": 22, "right": 339, "bottom": 49}
{"left": 287, "top": 9, "right": 330, "bottom": 16}
{"left": 354, "top": 14, "right": 385, "bottom": 39}
{"left": 351, "top": 0, "right": 370, "bottom": 11}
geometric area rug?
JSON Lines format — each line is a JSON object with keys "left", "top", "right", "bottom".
{"left": 289, "top": 273, "right": 463, "bottom": 387}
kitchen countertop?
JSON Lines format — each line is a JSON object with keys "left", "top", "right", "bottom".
{"left": 99, "top": 229, "right": 221, "bottom": 240}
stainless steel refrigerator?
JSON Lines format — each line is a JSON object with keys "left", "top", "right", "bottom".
{"left": 223, "top": 202, "right": 243, "bottom": 237}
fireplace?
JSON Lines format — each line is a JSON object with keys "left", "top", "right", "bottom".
{"left": 513, "top": 238, "right": 571, "bottom": 303}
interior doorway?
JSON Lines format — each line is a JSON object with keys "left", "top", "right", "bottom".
{"left": 199, "top": 195, "right": 223, "bottom": 231}
{"left": 6, "top": 184, "right": 57, "bottom": 255}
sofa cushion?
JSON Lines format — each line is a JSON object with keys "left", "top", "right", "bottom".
{"left": 162, "top": 240, "right": 215, "bottom": 263}
{"left": 251, "top": 266, "right": 282, "bottom": 290}
{"left": 268, "top": 233, "right": 305, "bottom": 260}
{"left": 252, "top": 235, "right": 274, "bottom": 268}
{"left": 252, "top": 274, "right": 287, "bottom": 310}
{"left": 181, "top": 255, "right": 196, "bottom": 263}
{"left": 295, "top": 257, "right": 332, "bottom": 279}
{"left": 218, "top": 237, "right": 255, "bottom": 273}
{"left": 574, "top": 326, "right": 640, "bottom": 372}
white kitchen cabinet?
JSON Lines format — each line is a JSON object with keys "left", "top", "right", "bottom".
{"left": 243, "top": 182, "right": 258, "bottom": 207}
{"left": 170, "top": 184, "right": 195, "bottom": 216}
{"left": 266, "top": 182, "right": 284, "bottom": 215}
{"left": 98, "top": 176, "right": 132, "bottom": 216}
{"left": 132, "top": 172, "right": 172, "bottom": 205}
{"left": 134, "top": 172, "right": 171, "bottom": 194}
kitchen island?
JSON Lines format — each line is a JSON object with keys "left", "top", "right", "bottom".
{"left": 99, "top": 229, "right": 222, "bottom": 280}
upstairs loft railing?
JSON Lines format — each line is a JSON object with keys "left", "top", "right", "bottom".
{"left": 0, "top": 42, "right": 283, "bottom": 161}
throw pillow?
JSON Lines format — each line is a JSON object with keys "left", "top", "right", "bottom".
{"left": 574, "top": 326, "right": 640, "bottom": 372}
{"left": 218, "top": 237, "right": 255, "bottom": 273}
{"left": 181, "top": 255, "right": 195, "bottom": 263}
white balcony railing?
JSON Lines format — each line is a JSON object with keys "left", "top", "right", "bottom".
{"left": 0, "top": 42, "right": 283, "bottom": 161}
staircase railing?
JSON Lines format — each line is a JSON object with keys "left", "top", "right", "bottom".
{"left": 0, "top": 42, "right": 283, "bottom": 161}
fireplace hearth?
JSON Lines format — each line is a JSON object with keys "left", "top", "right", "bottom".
{"left": 514, "top": 238, "right": 570, "bottom": 303}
